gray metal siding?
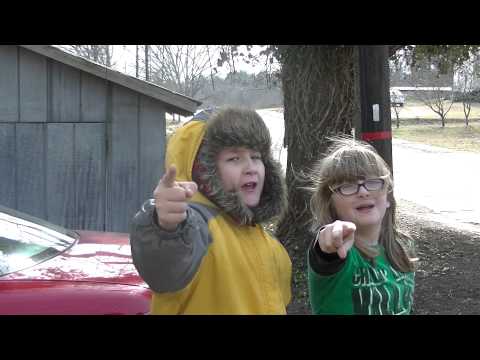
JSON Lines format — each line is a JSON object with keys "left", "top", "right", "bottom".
{"left": 46, "top": 123, "right": 76, "bottom": 228}
{"left": 19, "top": 47, "right": 47, "bottom": 123}
{"left": 1, "top": 45, "right": 167, "bottom": 232}
{"left": 1, "top": 122, "right": 106, "bottom": 230}
{"left": 75, "top": 123, "right": 105, "bottom": 230}
{"left": 0, "top": 124, "right": 16, "bottom": 208}
{"left": 81, "top": 72, "right": 108, "bottom": 123}
{"left": 16, "top": 123, "right": 46, "bottom": 218}
{"left": 139, "top": 96, "right": 165, "bottom": 203}
{"left": 0, "top": 46, "right": 19, "bottom": 122}
{"left": 51, "top": 62, "right": 81, "bottom": 123}
{"left": 108, "top": 85, "right": 140, "bottom": 232}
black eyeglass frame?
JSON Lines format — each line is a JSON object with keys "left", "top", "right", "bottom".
{"left": 329, "top": 178, "right": 386, "bottom": 196}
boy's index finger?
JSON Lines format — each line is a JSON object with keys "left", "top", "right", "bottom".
{"left": 178, "top": 181, "right": 198, "bottom": 198}
{"left": 161, "top": 165, "right": 177, "bottom": 188}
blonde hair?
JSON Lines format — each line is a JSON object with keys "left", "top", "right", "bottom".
{"left": 309, "top": 136, "right": 415, "bottom": 273}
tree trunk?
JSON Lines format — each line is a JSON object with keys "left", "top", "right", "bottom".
{"left": 106, "top": 46, "right": 112, "bottom": 67}
{"left": 145, "top": 45, "right": 150, "bottom": 81}
{"left": 92, "top": 46, "right": 100, "bottom": 63}
{"left": 136, "top": 45, "right": 139, "bottom": 78}
{"left": 463, "top": 102, "right": 471, "bottom": 126}
{"left": 275, "top": 45, "right": 359, "bottom": 312}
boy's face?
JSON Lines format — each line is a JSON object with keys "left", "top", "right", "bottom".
{"left": 216, "top": 147, "right": 265, "bottom": 208}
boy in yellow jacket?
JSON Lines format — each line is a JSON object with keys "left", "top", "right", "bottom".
{"left": 130, "top": 108, "right": 292, "bottom": 314}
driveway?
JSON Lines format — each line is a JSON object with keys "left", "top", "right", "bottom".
{"left": 393, "top": 139, "right": 480, "bottom": 232}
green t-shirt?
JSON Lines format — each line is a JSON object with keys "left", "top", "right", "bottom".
{"left": 308, "top": 246, "right": 415, "bottom": 315}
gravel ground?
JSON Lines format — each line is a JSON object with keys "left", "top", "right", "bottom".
{"left": 397, "top": 199, "right": 480, "bottom": 315}
{"left": 286, "top": 200, "right": 480, "bottom": 315}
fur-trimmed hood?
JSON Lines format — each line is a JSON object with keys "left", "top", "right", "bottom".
{"left": 165, "top": 108, "right": 287, "bottom": 225}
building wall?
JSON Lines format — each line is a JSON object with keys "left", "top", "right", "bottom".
{"left": 0, "top": 45, "right": 166, "bottom": 232}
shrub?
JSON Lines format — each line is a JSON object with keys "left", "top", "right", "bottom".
{"left": 452, "top": 88, "right": 480, "bottom": 102}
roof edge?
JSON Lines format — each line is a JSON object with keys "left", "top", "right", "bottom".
{"left": 20, "top": 45, "right": 201, "bottom": 116}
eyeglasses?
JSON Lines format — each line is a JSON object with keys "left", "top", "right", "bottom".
{"left": 330, "top": 178, "right": 385, "bottom": 196}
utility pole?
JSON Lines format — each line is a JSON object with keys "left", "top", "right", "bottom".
{"left": 356, "top": 45, "right": 393, "bottom": 170}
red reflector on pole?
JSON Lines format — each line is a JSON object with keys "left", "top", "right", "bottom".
{"left": 360, "top": 131, "right": 392, "bottom": 141}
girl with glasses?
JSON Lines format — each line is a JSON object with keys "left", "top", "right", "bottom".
{"left": 307, "top": 137, "right": 417, "bottom": 315}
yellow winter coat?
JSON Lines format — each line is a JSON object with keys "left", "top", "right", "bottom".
{"left": 153, "top": 119, "right": 291, "bottom": 314}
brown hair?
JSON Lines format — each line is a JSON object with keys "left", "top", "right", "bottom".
{"left": 308, "top": 136, "right": 415, "bottom": 272}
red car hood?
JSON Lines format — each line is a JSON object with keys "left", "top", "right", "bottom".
{"left": 2, "top": 230, "right": 147, "bottom": 288}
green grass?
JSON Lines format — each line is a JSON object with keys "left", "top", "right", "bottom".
{"left": 392, "top": 120, "right": 480, "bottom": 153}
{"left": 391, "top": 100, "right": 480, "bottom": 152}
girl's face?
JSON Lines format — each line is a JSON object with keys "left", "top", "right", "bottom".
{"left": 216, "top": 147, "right": 265, "bottom": 208}
{"left": 330, "top": 178, "right": 390, "bottom": 232}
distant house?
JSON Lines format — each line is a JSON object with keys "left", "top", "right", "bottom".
{"left": 0, "top": 45, "right": 201, "bottom": 232}
{"left": 390, "top": 60, "right": 454, "bottom": 100}
{"left": 391, "top": 86, "right": 453, "bottom": 100}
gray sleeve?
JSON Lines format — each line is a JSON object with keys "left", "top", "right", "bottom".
{"left": 129, "top": 199, "right": 214, "bottom": 293}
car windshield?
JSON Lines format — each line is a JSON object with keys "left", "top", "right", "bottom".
{"left": 0, "top": 206, "right": 77, "bottom": 277}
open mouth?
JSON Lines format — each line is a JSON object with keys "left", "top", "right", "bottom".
{"left": 356, "top": 204, "right": 374, "bottom": 211}
{"left": 241, "top": 182, "right": 257, "bottom": 191}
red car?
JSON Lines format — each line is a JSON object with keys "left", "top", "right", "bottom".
{"left": 0, "top": 205, "right": 151, "bottom": 314}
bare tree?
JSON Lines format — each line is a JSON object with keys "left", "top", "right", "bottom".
{"left": 130, "top": 45, "right": 150, "bottom": 81}
{"left": 136, "top": 45, "right": 140, "bottom": 78}
{"left": 457, "top": 63, "right": 474, "bottom": 126}
{"left": 145, "top": 45, "right": 150, "bottom": 81}
{"left": 218, "top": 45, "right": 238, "bottom": 75}
{"left": 148, "top": 45, "right": 218, "bottom": 98}
{"left": 218, "top": 45, "right": 280, "bottom": 89}
{"left": 407, "top": 60, "right": 454, "bottom": 127}
{"left": 392, "top": 104, "right": 402, "bottom": 128}
{"left": 58, "top": 45, "right": 115, "bottom": 67}
{"left": 455, "top": 53, "right": 480, "bottom": 126}
{"left": 414, "top": 87, "right": 453, "bottom": 127}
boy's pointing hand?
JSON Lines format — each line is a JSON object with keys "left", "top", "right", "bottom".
{"left": 160, "top": 165, "right": 198, "bottom": 197}
{"left": 153, "top": 165, "right": 198, "bottom": 231}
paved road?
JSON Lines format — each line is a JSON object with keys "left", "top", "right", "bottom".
{"left": 257, "top": 108, "right": 480, "bottom": 232}
{"left": 393, "top": 139, "right": 480, "bottom": 230}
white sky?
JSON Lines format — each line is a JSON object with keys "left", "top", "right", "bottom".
{"left": 110, "top": 45, "right": 278, "bottom": 79}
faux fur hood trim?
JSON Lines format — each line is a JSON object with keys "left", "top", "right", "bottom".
{"left": 194, "top": 108, "right": 287, "bottom": 225}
